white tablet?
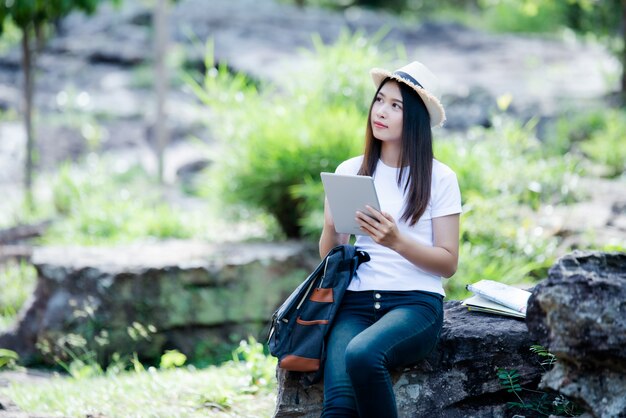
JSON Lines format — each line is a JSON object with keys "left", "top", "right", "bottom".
{"left": 321, "top": 172, "right": 381, "bottom": 235}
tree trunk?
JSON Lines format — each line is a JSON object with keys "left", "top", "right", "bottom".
{"left": 154, "top": 0, "right": 169, "bottom": 184}
{"left": 20, "top": 26, "right": 35, "bottom": 209}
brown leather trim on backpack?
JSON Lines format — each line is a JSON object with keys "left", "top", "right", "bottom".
{"left": 310, "top": 288, "right": 334, "bottom": 303}
{"left": 296, "top": 317, "right": 329, "bottom": 326}
{"left": 280, "top": 355, "right": 320, "bottom": 372}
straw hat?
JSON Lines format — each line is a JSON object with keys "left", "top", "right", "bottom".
{"left": 370, "top": 61, "right": 446, "bottom": 128}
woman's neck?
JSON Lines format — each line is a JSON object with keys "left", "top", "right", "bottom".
{"left": 380, "top": 142, "right": 402, "bottom": 168}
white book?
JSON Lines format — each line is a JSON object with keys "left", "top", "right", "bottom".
{"left": 465, "top": 280, "right": 531, "bottom": 315}
{"left": 462, "top": 295, "right": 526, "bottom": 319}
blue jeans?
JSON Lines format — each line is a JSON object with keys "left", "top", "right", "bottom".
{"left": 321, "top": 290, "right": 444, "bottom": 418}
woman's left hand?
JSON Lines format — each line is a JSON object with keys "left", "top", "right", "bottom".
{"left": 356, "top": 205, "right": 401, "bottom": 249}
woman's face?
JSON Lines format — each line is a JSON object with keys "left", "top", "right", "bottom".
{"left": 371, "top": 80, "right": 403, "bottom": 143}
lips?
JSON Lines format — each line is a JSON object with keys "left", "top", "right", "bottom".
{"left": 373, "top": 121, "right": 387, "bottom": 129}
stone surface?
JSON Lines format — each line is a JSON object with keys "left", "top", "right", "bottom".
{"left": 548, "top": 177, "right": 626, "bottom": 252}
{"left": 526, "top": 251, "right": 626, "bottom": 418}
{"left": 274, "top": 301, "right": 543, "bottom": 418}
{"left": 0, "top": 240, "right": 317, "bottom": 365}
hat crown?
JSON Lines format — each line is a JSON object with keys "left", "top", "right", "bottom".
{"left": 394, "top": 61, "right": 440, "bottom": 98}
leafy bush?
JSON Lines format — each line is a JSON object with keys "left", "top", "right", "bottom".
{"left": 216, "top": 99, "right": 363, "bottom": 238}
{"left": 189, "top": 31, "right": 397, "bottom": 237}
{"left": 230, "top": 337, "right": 277, "bottom": 390}
{"left": 449, "top": 195, "right": 558, "bottom": 298}
{"left": 476, "top": 0, "right": 568, "bottom": 33}
{"left": 552, "top": 108, "right": 626, "bottom": 178}
{"left": 437, "top": 116, "right": 583, "bottom": 298}
{"left": 0, "top": 348, "right": 19, "bottom": 370}
{"left": 438, "top": 116, "right": 582, "bottom": 208}
{"left": 579, "top": 111, "right": 626, "bottom": 178}
{"left": 0, "top": 17, "right": 20, "bottom": 55}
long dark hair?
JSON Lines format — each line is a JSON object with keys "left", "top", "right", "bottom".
{"left": 357, "top": 78, "right": 433, "bottom": 226}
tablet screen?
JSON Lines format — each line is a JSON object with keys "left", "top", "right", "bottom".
{"left": 321, "top": 172, "right": 381, "bottom": 235}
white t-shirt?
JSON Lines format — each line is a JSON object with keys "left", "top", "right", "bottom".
{"left": 335, "top": 156, "right": 462, "bottom": 296}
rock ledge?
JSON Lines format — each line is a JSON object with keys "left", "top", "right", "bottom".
{"left": 275, "top": 301, "right": 542, "bottom": 417}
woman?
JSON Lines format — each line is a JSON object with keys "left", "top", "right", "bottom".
{"left": 319, "top": 61, "right": 462, "bottom": 417}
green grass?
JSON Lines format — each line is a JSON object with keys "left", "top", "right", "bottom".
{"left": 0, "top": 153, "right": 276, "bottom": 247}
{"left": 0, "top": 363, "right": 277, "bottom": 418}
{"left": 0, "top": 338, "right": 278, "bottom": 418}
{"left": 40, "top": 159, "right": 193, "bottom": 245}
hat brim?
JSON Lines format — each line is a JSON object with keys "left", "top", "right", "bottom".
{"left": 370, "top": 68, "right": 446, "bottom": 128}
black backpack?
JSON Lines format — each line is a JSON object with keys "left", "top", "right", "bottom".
{"left": 268, "top": 244, "right": 370, "bottom": 380}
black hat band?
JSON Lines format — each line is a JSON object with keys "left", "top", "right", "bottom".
{"left": 393, "top": 71, "right": 424, "bottom": 89}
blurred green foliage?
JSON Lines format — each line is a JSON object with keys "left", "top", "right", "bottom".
{"left": 550, "top": 107, "right": 626, "bottom": 178}
{"left": 0, "top": 16, "right": 19, "bottom": 54}
{"left": 475, "top": 0, "right": 569, "bottom": 33}
{"left": 0, "top": 0, "right": 622, "bottom": 336}
{"left": 230, "top": 337, "right": 277, "bottom": 390}
{"left": 0, "top": 6, "right": 623, "bottom": 415}
{"left": 159, "top": 349, "right": 187, "bottom": 369}
{"left": 188, "top": 29, "right": 626, "bottom": 300}
{"left": 44, "top": 157, "right": 192, "bottom": 245}
{"left": 0, "top": 348, "right": 19, "bottom": 370}
{"left": 436, "top": 115, "right": 584, "bottom": 296}
{"left": 187, "top": 31, "right": 393, "bottom": 237}
{"left": 0, "top": 0, "right": 122, "bottom": 33}
{"left": 285, "top": 0, "right": 622, "bottom": 36}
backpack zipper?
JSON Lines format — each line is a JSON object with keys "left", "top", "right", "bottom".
{"left": 295, "top": 255, "right": 329, "bottom": 311}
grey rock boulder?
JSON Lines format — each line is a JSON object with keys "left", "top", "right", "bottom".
{"left": 0, "top": 240, "right": 317, "bottom": 365}
{"left": 526, "top": 251, "right": 626, "bottom": 418}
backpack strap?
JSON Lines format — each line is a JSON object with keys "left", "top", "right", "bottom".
{"left": 356, "top": 249, "right": 370, "bottom": 266}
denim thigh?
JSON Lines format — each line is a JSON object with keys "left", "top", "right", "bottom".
{"left": 322, "top": 290, "right": 443, "bottom": 418}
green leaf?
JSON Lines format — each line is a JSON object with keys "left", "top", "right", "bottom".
{"left": 160, "top": 349, "right": 187, "bottom": 369}
{"left": 0, "top": 348, "right": 19, "bottom": 369}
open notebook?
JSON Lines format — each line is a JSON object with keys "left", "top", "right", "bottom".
{"left": 462, "top": 280, "right": 532, "bottom": 319}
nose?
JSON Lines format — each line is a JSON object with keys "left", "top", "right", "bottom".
{"left": 376, "top": 105, "right": 387, "bottom": 118}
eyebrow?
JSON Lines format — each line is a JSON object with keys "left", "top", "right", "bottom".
{"left": 377, "top": 92, "right": 403, "bottom": 104}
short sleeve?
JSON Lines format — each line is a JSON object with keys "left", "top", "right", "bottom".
{"left": 431, "top": 169, "right": 462, "bottom": 218}
{"left": 334, "top": 155, "right": 363, "bottom": 176}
